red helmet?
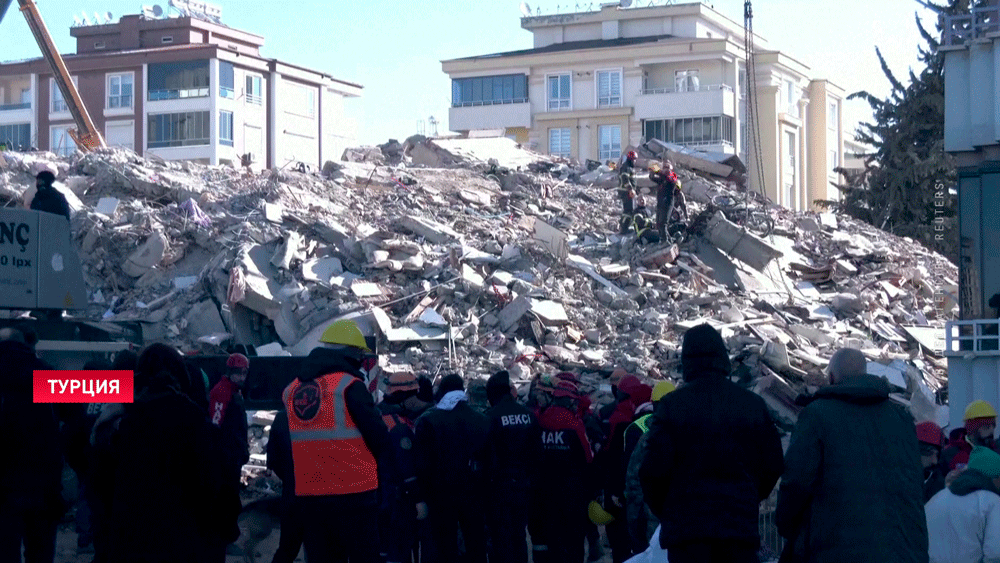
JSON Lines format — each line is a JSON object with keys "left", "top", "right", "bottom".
{"left": 554, "top": 371, "right": 579, "bottom": 384}
{"left": 626, "top": 150, "right": 638, "bottom": 161}
{"left": 226, "top": 353, "right": 249, "bottom": 369}
{"left": 916, "top": 421, "right": 944, "bottom": 448}
{"left": 551, "top": 379, "right": 581, "bottom": 399}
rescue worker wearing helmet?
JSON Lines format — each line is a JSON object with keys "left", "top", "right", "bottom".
{"left": 530, "top": 377, "right": 594, "bottom": 563}
{"left": 942, "top": 400, "right": 1000, "bottom": 471}
{"left": 648, "top": 161, "right": 682, "bottom": 241}
{"left": 617, "top": 150, "right": 639, "bottom": 226}
{"left": 624, "top": 380, "right": 676, "bottom": 554}
{"left": 916, "top": 421, "right": 948, "bottom": 503}
{"left": 208, "top": 353, "right": 252, "bottom": 556}
{"left": 281, "top": 319, "right": 390, "bottom": 562}
{"left": 376, "top": 372, "right": 433, "bottom": 563}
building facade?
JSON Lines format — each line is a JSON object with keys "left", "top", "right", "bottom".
{"left": 0, "top": 12, "right": 360, "bottom": 170}
{"left": 441, "top": 1, "right": 848, "bottom": 210}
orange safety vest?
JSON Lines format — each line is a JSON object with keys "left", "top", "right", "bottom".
{"left": 283, "top": 372, "right": 379, "bottom": 496}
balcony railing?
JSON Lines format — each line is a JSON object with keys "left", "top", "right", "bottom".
{"left": 220, "top": 87, "right": 235, "bottom": 99}
{"left": 451, "top": 97, "right": 528, "bottom": 108}
{"left": 246, "top": 93, "right": 262, "bottom": 105}
{"left": 942, "top": 6, "right": 1000, "bottom": 47}
{"left": 945, "top": 319, "right": 1000, "bottom": 354}
{"left": 641, "top": 84, "right": 734, "bottom": 95}
{"left": 0, "top": 102, "right": 31, "bottom": 111}
{"left": 148, "top": 88, "right": 210, "bottom": 101}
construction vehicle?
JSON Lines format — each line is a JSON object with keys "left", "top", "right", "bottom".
{"left": 0, "top": 0, "right": 106, "bottom": 151}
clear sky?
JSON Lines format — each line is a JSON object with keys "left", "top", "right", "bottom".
{"left": 0, "top": 0, "right": 937, "bottom": 146}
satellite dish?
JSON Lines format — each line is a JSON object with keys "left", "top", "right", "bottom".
{"left": 105, "top": 11, "right": 113, "bottom": 23}
{"left": 619, "top": 0, "right": 632, "bottom": 6}
{"left": 520, "top": 1, "right": 531, "bottom": 16}
{"left": 81, "top": 11, "right": 92, "bottom": 25}
{"left": 153, "top": 4, "right": 164, "bottom": 16}
{"left": 72, "top": 16, "right": 83, "bottom": 26}
{"left": 94, "top": 13, "right": 103, "bottom": 24}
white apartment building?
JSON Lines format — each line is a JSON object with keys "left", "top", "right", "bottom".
{"left": 441, "top": 1, "right": 849, "bottom": 210}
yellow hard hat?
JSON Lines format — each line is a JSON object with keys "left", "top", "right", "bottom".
{"left": 964, "top": 400, "right": 998, "bottom": 421}
{"left": 588, "top": 501, "right": 615, "bottom": 525}
{"left": 319, "top": 319, "right": 370, "bottom": 351}
{"left": 652, "top": 380, "right": 676, "bottom": 402}
{"left": 649, "top": 163, "right": 661, "bottom": 172}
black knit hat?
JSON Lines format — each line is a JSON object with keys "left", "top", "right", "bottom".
{"left": 681, "top": 324, "right": 732, "bottom": 381}
{"left": 486, "top": 371, "right": 512, "bottom": 406}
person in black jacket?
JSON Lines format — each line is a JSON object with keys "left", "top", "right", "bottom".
{"left": 917, "top": 421, "right": 948, "bottom": 503}
{"left": 266, "top": 408, "right": 304, "bottom": 563}
{"left": 415, "top": 374, "right": 490, "bottom": 563}
{"left": 776, "top": 348, "right": 928, "bottom": 563}
{"left": 206, "top": 353, "right": 250, "bottom": 561}
{"left": 0, "top": 328, "right": 66, "bottom": 563}
{"left": 30, "top": 170, "right": 71, "bottom": 222}
{"left": 484, "top": 370, "right": 541, "bottom": 563}
{"left": 639, "top": 324, "right": 783, "bottom": 563}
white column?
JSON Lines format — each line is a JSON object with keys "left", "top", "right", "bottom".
{"left": 209, "top": 59, "right": 219, "bottom": 166}
{"left": 269, "top": 71, "right": 281, "bottom": 169}
{"left": 141, "top": 63, "right": 149, "bottom": 156}
{"left": 29, "top": 73, "right": 38, "bottom": 149}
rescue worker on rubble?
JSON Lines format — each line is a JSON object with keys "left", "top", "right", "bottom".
{"left": 377, "top": 372, "right": 432, "bottom": 563}
{"left": 624, "top": 380, "right": 677, "bottom": 554}
{"left": 30, "top": 169, "right": 71, "bottom": 222}
{"left": 414, "top": 373, "right": 490, "bottom": 563}
{"left": 208, "top": 353, "right": 251, "bottom": 558}
{"left": 943, "top": 400, "right": 1000, "bottom": 471}
{"left": 649, "top": 161, "right": 686, "bottom": 241}
{"left": 531, "top": 376, "right": 594, "bottom": 563}
{"left": 617, "top": 150, "right": 639, "bottom": 223}
{"left": 282, "top": 319, "right": 389, "bottom": 562}
{"left": 917, "top": 420, "right": 948, "bottom": 503}
{"left": 484, "top": 370, "right": 542, "bottom": 563}
{"left": 620, "top": 197, "right": 659, "bottom": 244}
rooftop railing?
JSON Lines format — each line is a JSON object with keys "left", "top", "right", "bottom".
{"left": 641, "top": 84, "right": 734, "bottom": 95}
{"left": 945, "top": 319, "right": 1000, "bottom": 355}
{"left": 942, "top": 5, "right": 1000, "bottom": 47}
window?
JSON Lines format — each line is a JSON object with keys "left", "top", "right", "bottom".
{"left": 830, "top": 148, "right": 839, "bottom": 169}
{"left": 147, "top": 111, "right": 210, "bottom": 148}
{"left": 219, "top": 62, "right": 235, "bottom": 99}
{"left": 219, "top": 111, "right": 233, "bottom": 146}
{"left": 785, "top": 131, "right": 797, "bottom": 207}
{"left": 106, "top": 120, "right": 134, "bottom": 150}
{"left": 548, "top": 128, "right": 571, "bottom": 158}
{"left": 828, "top": 100, "right": 838, "bottom": 130}
{"left": 675, "top": 70, "right": 700, "bottom": 92}
{"left": 51, "top": 77, "right": 77, "bottom": 113}
{"left": 246, "top": 75, "right": 262, "bottom": 105}
{"left": 547, "top": 74, "right": 571, "bottom": 110}
{"left": 738, "top": 67, "right": 746, "bottom": 98}
{"left": 285, "top": 84, "right": 315, "bottom": 118}
{"left": 107, "top": 73, "right": 134, "bottom": 109}
{"left": 597, "top": 70, "right": 622, "bottom": 108}
{"left": 148, "top": 61, "right": 209, "bottom": 100}
{"left": 0, "top": 123, "right": 30, "bottom": 150}
{"left": 598, "top": 125, "right": 621, "bottom": 161}
{"left": 94, "top": 42, "right": 106, "bottom": 50}
{"left": 50, "top": 126, "right": 77, "bottom": 157}
{"left": 20, "top": 88, "right": 31, "bottom": 105}
{"left": 161, "top": 36, "right": 173, "bottom": 44}
{"left": 785, "top": 80, "right": 798, "bottom": 117}
{"left": 451, "top": 74, "right": 528, "bottom": 107}
{"left": 642, "top": 116, "right": 735, "bottom": 147}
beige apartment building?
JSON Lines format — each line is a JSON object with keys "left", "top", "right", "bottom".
{"left": 0, "top": 9, "right": 360, "bottom": 170}
{"left": 441, "top": 1, "right": 849, "bottom": 210}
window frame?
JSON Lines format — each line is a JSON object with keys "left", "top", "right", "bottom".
{"left": 451, "top": 74, "right": 527, "bottom": 107}
{"left": 595, "top": 68, "right": 623, "bottom": 109}
{"left": 146, "top": 111, "right": 211, "bottom": 149}
{"left": 598, "top": 124, "right": 622, "bottom": 161}
{"left": 546, "top": 73, "right": 572, "bottom": 111}
{"left": 245, "top": 75, "right": 263, "bottom": 105}
{"left": 548, "top": 127, "right": 571, "bottom": 158}
{"left": 105, "top": 119, "right": 135, "bottom": 150}
{"left": 828, "top": 100, "right": 838, "bottom": 131}
{"left": 107, "top": 72, "right": 135, "bottom": 110}
{"left": 50, "top": 76, "right": 78, "bottom": 113}
{"left": 0, "top": 123, "right": 31, "bottom": 150}
{"left": 219, "top": 110, "right": 234, "bottom": 146}
{"left": 49, "top": 125, "right": 77, "bottom": 157}
{"left": 674, "top": 69, "right": 700, "bottom": 93}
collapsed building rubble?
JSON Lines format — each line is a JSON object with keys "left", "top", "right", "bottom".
{"left": 0, "top": 137, "right": 957, "bottom": 437}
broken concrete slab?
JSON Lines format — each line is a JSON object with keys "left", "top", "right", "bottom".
{"left": 705, "top": 211, "right": 782, "bottom": 271}
{"left": 461, "top": 263, "right": 485, "bottom": 290}
{"left": 418, "top": 307, "right": 448, "bottom": 327}
{"left": 351, "top": 281, "right": 383, "bottom": 298}
{"left": 531, "top": 299, "right": 569, "bottom": 326}
{"left": 399, "top": 216, "right": 460, "bottom": 244}
{"left": 498, "top": 294, "right": 532, "bottom": 331}
{"left": 819, "top": 213, "right": 838, "bottom": 230}
{"left": 901, "top": 326, "right": 945, "bottom": 355}
{"left": 271, "top": 232, "right": 303, "bottom": 270}
{"left": 264, "top": 203, "right": 283, "bottom": 223}
{"left": 796, "top": 216, "right": 821, "bottom": 232}
{"left": 641, "top": 244, "right": 680, "bottom": 268}
{"left": 123, "top": 231, "right": 169, "bottom": 277}
{"left": 95, "top": 197, "right": 120, "bottom": 217}
{"left": 568, "top": 254, "right": 628, "bottom": 298}
{"left": 302, "top": 257, "right": 344, "bottom": 284}
{"left": 184, "top": 300, "right": 226, "bottom": 338}
{"left": 533, "top": 218, "right": 569, "bottom": 261}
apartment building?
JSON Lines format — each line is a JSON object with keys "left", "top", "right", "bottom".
{"left": 0, "top": 11, "right": 360, "bottom": 170}
{"left": 441, "top": 1, "right": 849, "bottom": 210}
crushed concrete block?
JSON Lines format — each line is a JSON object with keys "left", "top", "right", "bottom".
{"left": 302, "top": 257, "right": 344, "bottom": 284}
{"left": 819, "top": 213, "right": 838, "bottom": 230}
{"left": 184, "top": 300, "right": 226, "bottom": 338}
{"left": 568, "top": 254, "right": 628, "bottom": 298}
{"left": 831, "top": 294, "right": 864, "bottom": 315}
{"left": 399, "top": 216, "right": 460, "bottom": 244}
{"left": 418, "top": 308, "right": 448, "bottom": 327}
{"left": 459, "top": 189, "right": 492, "bottom": 206}
{"left": 173, "top": 275, "right": 198, "bottom": 290}
{"left": 705, "top": 211, "right": 782, "bottom": 271}
{"left": 351, "top": 281, "right": 383, "bottom": 298}
{"left": 836, "top": 259, "right": 858, "bottom": 275}
{"left": 123, "top": 231, "right": 169, "bottom": 277}
{"left": 599, "top": 264, "right": 630, "bottom": 278}
{"left": 462, "top": 263, "right": 485, "bottom": 290}
{"left": 797, "top": 216, "right": 821, "bottom": 232}
{"left": 271, "top": 232, "right": 303, "bottom": 270}
{"left": 533, "top": 218, "right": 568, "bottom": 261}
{"left": 264, "top": 203, "right": 283, "bottom": 223}
{"left": 585, "top": 329, "right": 603, "bottom": 344}
{"left": 490, "top": 270, "right": 514, "bottom": 286}
{"left": 531, "top": 299, "right": 569, "bottom": 326}
{"left": 499, "top": 294, "right": 532, "bottom": 331}
{"left": 95, "top": 197, "right": 120, "bottom": 217}
{"left": 641, "top": 244, "right": 680, "bottom": 268}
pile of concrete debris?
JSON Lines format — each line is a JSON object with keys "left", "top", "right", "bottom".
{"left": 0, "top": 137, "right": 956, "bottom": 429}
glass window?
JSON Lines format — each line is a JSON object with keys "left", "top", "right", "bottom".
{"left": 0, "top": 123, "right": 30, "bottom": 150}
{"left": 597, "top": 70, "right": 622, "bottom": 108}
{"left": 598, "top": 125, "right": 621, "bottom": 161}
{"left": 548, "top": 128, "right": 571, "bottom": 158}
{"left": 219, "top": 111, "right": 234, "bottom": 146}
{"left": 50, "top": 126, "right": 77, "bottom": 157}
{"left": 246, "top": 76, "right": 263, "bottom": 105}
{"left": 148, "top": 60, "right": 209, "bottom": 100}
{"left": 830, "top": 148, "right": 839, "bottom": 169}
{"left": 785, "top": 80, "right": 798, "bottom": 117}
{"left": 547, "top": 74, "right": 571, "bottom": 110}
{"left": 675, "top": 70, "right": 700, "bottom": 92}
{"left": 219, "top": 62, "right": 235, "bottom": 98}
{"left": 828, "top": 101, "right": 838, "bottom": 130}
{"left": 147, "top": 111, "right": 211, "bottom": 148}
{"left": 20, "top": 88, "right": 30, "bottom": 105}
{"left": 108, "top": 73, "right": 134, "bottom": 109}
{"left": 51, "top": 78, "right": 74, "bottom": 113}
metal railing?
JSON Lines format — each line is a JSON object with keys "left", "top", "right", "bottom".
{"left": 246, "top": 93, "right": 262, "bottom": 105}
{"left": 641, "top": 84, "right": 734, "bottom": 95}
{"left": 945, "top": 319, "right": 1000, "bottom": 354}
{"left": 148, "top": 88, "right": 210, "bottom": 101}
{"left": 942, "top": 5, "right": 1000, "bottom": 47}
{"left": 219, "top": 86, "right": 235, "bottom": 99}
{"left": 451, "top": 97, "right": 529, "bottom": 108}
{"left": 0, "top": 102, "right": 31, "bottom": 111}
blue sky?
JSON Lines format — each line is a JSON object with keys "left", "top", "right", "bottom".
{"left": 0, "top": 0, "right": 937, "bottom": 146}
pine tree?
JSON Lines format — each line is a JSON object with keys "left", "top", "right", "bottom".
{"left": 819, "top": 1, "right": 962, "bottom": 263}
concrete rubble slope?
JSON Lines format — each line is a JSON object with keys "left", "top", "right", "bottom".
{"left": 0, "top": 138, "right": 957, "bottom": 432}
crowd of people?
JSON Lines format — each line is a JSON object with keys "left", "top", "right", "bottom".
{"left": 3, "top": 318, "right": 1000, "bottom": 563}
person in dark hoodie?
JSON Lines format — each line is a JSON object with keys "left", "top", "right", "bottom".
{"left": 917, "top": 421, "right": 948, "bottom": 503}
{"left": 925, "top": 445, "right": 1000, "bottom": 563}
{"left": 105, "top": 343, "right": 229, "bottom": 563}
{"left": 415, "top": 373, "right": 490, "bottom": 563}
{"left": 377, "top": 372, "right": 432, "bottom": 563}
{"left": 776, "top": 347, "right": 928, "bottom": 563}
{"left": 639, "top": 324, "right": 783, "bottom": 563}
{"left": 207, "top": 353, "right": 251, "bottom": 559}
{"left": 282, "top": 319, "right": 389, "bottom": 562}
{"left": 30, "top": 170, "right": 71, "bottom": 222}
{"left": 0, "top": 328, "right": 65, "bottom": 563}
{"left": 266, "top": 407, "right": 304, "bottom": 563}
{"left": 484, "top": 370, "right": 542, "bottom": 563}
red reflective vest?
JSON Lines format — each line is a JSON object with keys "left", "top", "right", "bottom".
{"left": 283, "top": 372, "right": 379, "bottom": 496}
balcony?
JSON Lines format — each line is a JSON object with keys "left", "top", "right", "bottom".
{"left": 449, "top": 99, "right": 531, "bottom": 131}
{"left": 635, "top": 84, "right": 735, "bottom": 121}
{"left": 0, "top": 102, "right": 30, "bottom": 111}
{"left": 945, "top": 318, "right": 1000, "bottom": 429}
{"left": 0, "top": 75, "right": 32, "bottom": 118}
{"left": 148, "top": 88, "right": 210, "bottom": 101}
{"left": 942, "top": 6, "right": 1000, "bottom": 48}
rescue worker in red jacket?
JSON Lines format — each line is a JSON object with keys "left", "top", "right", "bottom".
{"left": 377, "top": 372, "right": 432, "bottom": 563}
{"left": 531, "top": 376, "right": 594, "bottom": 563}
{"left": 282, "top": 319, "right": 390, "bottom": 562}
{"left": 943, "top": 400, "right": 1000, "bottom": 471}
{"left": 649, "top": 161, "right": 683, "bottom": 241}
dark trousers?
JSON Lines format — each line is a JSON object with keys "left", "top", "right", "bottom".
{"left": 383, "top": 496, "right": 419, "bottom": 562}
{"left": 488, "top": 487, "right": 530, "bottom": 563}
{"left": 299, "top": 491, "right": 381, "bottom": 563}
{"left": 0, "top": 500, "right": 58, "bottom": 563}
{"left": 619, "top": 191, "right": 634, "bottom": 217}
{"left": 426, "top": 498, "right": 487, "bottom": 563}
{"left": 605, "top": 518, "right": 633, "bottom": 563}
{"left": 655, "top": 185, "right": 675, "bottom": 239}
{"left": 585, "top": 521, "right": 602, "bottom": 561}
{"left": 530, "top": 515, "right": 585, "bottom": 563}
{"left": 271, "top": 495, "right": 305, "bottom": 563}
{"left": 668, "top": 540, "right": 760, "bottom": 563}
